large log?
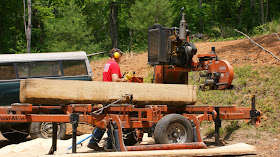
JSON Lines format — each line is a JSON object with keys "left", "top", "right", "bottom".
{"left": 20, "top": 79, "right": 197, "bottom": 105}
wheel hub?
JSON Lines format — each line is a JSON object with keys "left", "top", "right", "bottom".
{"left": 172, "top": 132, "right": 179, "bottom": 138}
{"left": 40, "top": 122, "right": 60, "bottom": 138}
{"left": 167, "top": 123, "right": 187, "bottom": 143}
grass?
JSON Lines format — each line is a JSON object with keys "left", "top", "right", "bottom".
{"left": 190, "top": 64, "right": 280, "bottom": 133}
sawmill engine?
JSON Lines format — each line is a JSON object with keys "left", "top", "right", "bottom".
{"left": 148, "top": 12, "right": 197, "bottom": 67}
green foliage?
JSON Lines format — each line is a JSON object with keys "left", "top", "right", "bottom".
{"left": 43, "top": 3, "right": 93, "bottom": 52}
{"left": 252, "top": 17, "right": 280, "bottom": 36}
{"left": 0, "top": 0, "right": 25, "bottom": 54}
{"left": 1, "top": 0, "right": 280, "bottom": 54}
{"left": 130, "top": 0, "right": 174, "bottom": 48}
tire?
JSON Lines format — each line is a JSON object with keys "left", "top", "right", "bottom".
{"left": 0, "top": 123, "right": 30, "bottom": 142}
{"left": 154, "top": 114, "right": 194, "bottom": 144}
{"left": 29, "top": 122, "right": 66, "bottom": 139}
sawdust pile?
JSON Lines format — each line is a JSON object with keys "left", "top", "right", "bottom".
{"left": 0, "top": 134, "right": 92, "bottom": 157}
{"left": 0, "top": 133, "right": 155, "bottom": 157}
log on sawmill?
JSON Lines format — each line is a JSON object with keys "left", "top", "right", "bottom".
{"left": 20, "top": 79, "right": 197, "bottom": 105}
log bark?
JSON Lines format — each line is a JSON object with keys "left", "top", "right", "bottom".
{"left": 20, "top": 79, "right": 197, "bottom": 106}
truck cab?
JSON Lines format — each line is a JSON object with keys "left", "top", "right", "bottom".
{"left": 0, "top": 51, "right": 93, "bottom": 141}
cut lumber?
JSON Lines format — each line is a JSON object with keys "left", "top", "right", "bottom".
{"left": 39, "top": 143, "right": 257, "bottom": 157}
{"left": 20, "top": 79, "right": 197, "bottom": 105}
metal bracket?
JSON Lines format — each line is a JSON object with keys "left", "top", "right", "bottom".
{"left": 48, "top": 122, "right": 58, "bottom": 154}
{"left": 214, "top": 107, "right": 221, "bottom": 146}
{"left": 70, "top": 113, "right": 79, "bottom": 153}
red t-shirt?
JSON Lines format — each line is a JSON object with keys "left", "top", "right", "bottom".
{"left": 103, "top": 59, "right": 121, "bottom": 82}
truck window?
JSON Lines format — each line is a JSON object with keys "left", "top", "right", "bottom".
{"left": 17, "top": 61, "right": 62, "bottom": 78}
{"left": 62, "top": 60, "right": 88, "bottom": 76}
{"left": 0, "top": 63, "right": 17, "bottom": 80}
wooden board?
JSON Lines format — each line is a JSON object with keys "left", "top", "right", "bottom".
{"left": 20, "top": 79, "right": 197, "bottom": 105}
{"left": 40, "top": 143, "right": 257, "bottom": 157}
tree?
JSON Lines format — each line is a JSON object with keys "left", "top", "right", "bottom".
{"left": 199, "top": 0, "right": 203, "bottom": 32}
{"left": 23, "top": 0, "right": 32, "bottom": 53}
{"left": 259, "top": 0, "right": 264, "bottom": 24}
{"left": 130, "top": 0, "right": 174, "bottom": 48}
{"left": 43, "top": 3, "right": 92, "bottom": 52}
{"left": 109, "top": 1, "right": 119, "bottom": 48}
{"left": 0, "top": 0, "right": 25, "bottom": 54}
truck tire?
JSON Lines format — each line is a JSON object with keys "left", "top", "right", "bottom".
{"left": 0, "top": 123, "right": 30, "bottom": 142}
{"left": 154, "top": 114, "right": 193, "bottom": 144}
{"left": 29, "top": 122, "right": 66, "bottom": 140}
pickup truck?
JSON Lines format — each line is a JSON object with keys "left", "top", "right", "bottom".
{"left": 0, "top": 51, "right": 93, "bottom": 142}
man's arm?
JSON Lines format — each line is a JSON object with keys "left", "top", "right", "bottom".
{"left": 112, "top": 74, "right": 126, "bottom": 82}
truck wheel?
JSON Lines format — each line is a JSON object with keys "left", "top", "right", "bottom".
{"left": 154, "top": 114, "right": 193, "bottom": 144}
{"left": 0, "top": 123, "right": 30, "bottom": 142}
{"left": 29, "top": 122, "right": 66, "bottom": 139}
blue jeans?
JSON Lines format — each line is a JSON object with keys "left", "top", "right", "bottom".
{"left": 89, "top": 127, "right": 112, "bottom": 147}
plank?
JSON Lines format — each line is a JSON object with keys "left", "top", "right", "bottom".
{"left": 20, "top": 79, "right": 197, "bottom": 105}
{"left": 39, "top": 143, "right": 257, "bottom": 157}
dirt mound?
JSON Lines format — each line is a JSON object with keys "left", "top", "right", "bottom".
{"left": 90, "top": 34, "right": 280, "bottom": 81}
{"left": 195, "top": 34, "right": 280, "bottom": 66}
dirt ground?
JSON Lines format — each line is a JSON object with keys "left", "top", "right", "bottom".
{"left": 1, "top": 34, "right": 280, "bottom": 156}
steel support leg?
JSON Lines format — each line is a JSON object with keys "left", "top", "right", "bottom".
{"left": 70, "top": 113, "right": 79, "bottom": 153}
{"left": 48, "top": 122, "right": 58, "bottom": 154}
{"left": 214, "top": 107, "right": 221, "bottom": 146}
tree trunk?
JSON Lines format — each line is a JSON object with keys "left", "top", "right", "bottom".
{"left": 211, "top": 0, "right": 214, "bottom": 25}
{"left": 26, "top": 0, "right": 31, "bottom": 53}
{"left": 250, "top": 0, "right": 256, "bottom": 13}
{"left": 265, "top": 0, "right": 269, "bottom": 23}
{"left": 259, "top": 0, "right": 264, "bottom": 24}
{"left": 23, "top": 0, "right": 27, "bottom": 37}
{"left": 129, "top": 20, "right": 133, "bottom": 54}
{"left": 250, "top": 0, "right": 256, "bottom": 25}
{"left": 109, "top": 1, "right": 119, "bottom": 49}
{"left": 199, "top": 0, "right": 203, "bottom": 32}
{"left": 238, "top": 0, "right": 244, "bottom": 27}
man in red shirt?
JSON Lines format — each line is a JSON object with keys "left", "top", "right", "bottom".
{"left": 88, "top": 48, "right": 132, "bottom": 151}
{"left": 103, "top": 48, "right": 127, "bottom": 82}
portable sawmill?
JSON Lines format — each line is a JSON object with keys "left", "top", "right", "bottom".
{"left": 0, "top": 8, "right": 261, "bottom": 154}
{"left": 148, "top": 9, "right": 233, "bottom": 90}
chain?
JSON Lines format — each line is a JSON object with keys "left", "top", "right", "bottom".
{"left": 91, "top": 94, "right": 133, "bottom": 115}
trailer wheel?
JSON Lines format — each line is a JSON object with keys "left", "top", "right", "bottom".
{"left": 154, "top": 114, "right": 193, "bottom": 144}
{"left": 29, "top": 122, "right": 66, "bottom": 139}
{"left": 0, "top": 123, "right": 30, "bottom": 142}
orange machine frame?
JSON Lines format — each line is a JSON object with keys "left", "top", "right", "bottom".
{"left": 0, "top": 93, "right": 260, "bottom": 153}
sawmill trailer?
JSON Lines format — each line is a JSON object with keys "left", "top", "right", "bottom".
{"left": 0, "top": 10, "right": 261, "bottom": 154}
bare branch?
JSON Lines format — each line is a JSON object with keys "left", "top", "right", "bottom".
{"left": 234, "top": 29, "right": 280, "bottom": 61}
{"left": 273, "top": 33, "right": 280, "bottom": 41}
